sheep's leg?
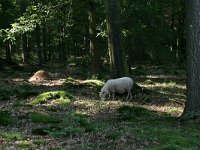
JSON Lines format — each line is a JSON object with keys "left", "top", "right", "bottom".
{"left": 126, "top": 92, "right": 132, "bottom": 100}
{"left": 108, "top": 94, "right": 110, "bottom": 99}
{"left": 112, "top": 93, "right": 115, "bottom": 100}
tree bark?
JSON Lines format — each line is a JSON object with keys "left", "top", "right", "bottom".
{"left": 5, "top": 41, "right": 13, "bottom": 64}
{"left": 89, "top": 0, "right": 101, "bottom": 78}
{"left": 105, "top": 0, "right": 128, "bottom": 78}
{"left": 181, "top": 0, "right": 200, "bottom": 121}
{"left": 35, "top": 25, "right": 43, "bottom": 65}
{"left": 22, "top": 35, "right": 29, "bottom": 63}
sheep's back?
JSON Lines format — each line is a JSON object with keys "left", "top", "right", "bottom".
{"left": 113, "top": 77, "right": 133, "bottom": 93}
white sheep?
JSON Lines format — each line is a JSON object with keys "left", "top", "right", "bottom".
{"left": 99, "top": 77, "right": 133, "bottom": 100}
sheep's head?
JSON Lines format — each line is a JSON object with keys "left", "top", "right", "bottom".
{"left": 99, "top": 91, "right": 107, "bottom": 100}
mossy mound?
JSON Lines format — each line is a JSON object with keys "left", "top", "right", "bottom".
{"left": 30, "top": 91, "right": 73, "bottom": 105}
{"left": 65, "top": 77, "right": 104, "bottom": 91}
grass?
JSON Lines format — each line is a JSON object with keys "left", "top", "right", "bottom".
{"left": 32, "top": 112, "right": 96, "bottom": 137}
{"left": 0, "top": 85, "right": 38, "bottom": 101}
{"left": 0, "top": 132, "right": 25, "bottom": 141}
{"left": 0, "top": 111, "right": 15, "bottom": 125}
{"left": 28, "top": 112, "right": 62, "bottom": 123}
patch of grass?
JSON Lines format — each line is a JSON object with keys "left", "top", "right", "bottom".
{"left": 132, "top": 65, "right": 146, "bottom": 76}
{"left": 30, "top": 91, "right": 73, "bottom": 105}
{"left": 29, "top": 112, "right": 62, "bottom": 123}
{"left": 117, "top": 106, "right": 153, "bottom": 121}
{"left": 130, "top": 119, "right": 199, "bottom": 150}
{"left": 144, "top": 79, "right": 154, "bottom": 84}
{"left": 19, "top": 141, "right": 31, "bottom": 149}
{"left": 0, "top": 89, "right": 12, "bottom": 101}
{"left": 32, "top": 112, "right": 96, "bottom": 137}
{"left": 148, "top": 144, "right": 189, "bottom": 150}
{"left": 0, "top": 111, "right": 15, "bottom": 125}
{"left": 0, "top": 132, "right": 25, "bottom": 141}
{"left": 164, "top": 81, "right": 177, "bottom": 87}
{"left": 50, "top": 147, "right": 64, "bottom": 150}
{"left": 0, "top": 85, "right": 38, "bottom": 101}
{"left": 33, "top": 139, "right": 47, "bottom": 145}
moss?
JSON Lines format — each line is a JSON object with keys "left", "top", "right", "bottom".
{"left": 30, "top": 91, "right": 73, "bottom": 105}
{"left": 29, "top": 112, "right": 62, "bottom": 123}
{"left": 19, "top": 141, "right": 31, "bottom": 149}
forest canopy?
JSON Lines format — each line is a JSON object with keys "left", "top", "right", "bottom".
{"left": 0, "top": 0, "right": 185, "bottom": 68}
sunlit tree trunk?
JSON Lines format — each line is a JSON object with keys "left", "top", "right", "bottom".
{"left": 105, "top": 0, "right": 128, "bottom": 78}
{"left": 5, "top": 41, "right": 13, "bottom": 64}
{"left": 181, "top": 0, "right": 200, "bottom": 121}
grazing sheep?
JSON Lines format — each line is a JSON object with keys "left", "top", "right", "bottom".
{"left": 99, "top": 77, "right": 133, "bottom": 100}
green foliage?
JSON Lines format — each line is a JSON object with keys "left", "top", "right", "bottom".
{"left": 0, "top": 132, "right": 24, "bottom": 141}
{"left": 29, "top": 112, "right": 62, "bottom": 123}
{"left": 30, "top": 91, "right": 73, "bottom": 105}
{"left": 19, "top": 141, "right": 31, "bottom": 149}
{"left": 32, "top": 112, "right": 96, "bottom": 138}
{"left": 148, "top": 144, "right": 188, "bottom": 150}
{"left": 32, "top": 140, "right": 47, "bottom": 145}
{"left": 0, "top": 111, "right": 15, "bottom": 125}
{"left": 117, "top": 106, "right": 152, "bottom": 121}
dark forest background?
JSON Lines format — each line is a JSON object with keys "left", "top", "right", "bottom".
{"left": 0, "top": 0, "right": 185, "bottom": 76}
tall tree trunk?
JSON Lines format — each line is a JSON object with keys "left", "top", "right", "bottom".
{"left": 35, "top": 25, "right": 43, "bottom": 65}
{"left": 181, "top": 0, "right": 200, "bottom": 121}
{"left": 42, "top": 28, "right": 47, "bottom": 62}
{"left": 47, "top": 28, "right": 52, "bottom": 60}
{"left": 5, "top": 41, "right": 13, "bottom": 64}
{"left": 105, "top": 0, "right": 128, "bottom": 78}
{"left": 89, "top": 0, "right": 101, "bottom": 78}
{"left": 22, "top": 35, "right": 29, "bottom": 63}
{"left": 58, "top": 27, "right": 66, "bottom": 64}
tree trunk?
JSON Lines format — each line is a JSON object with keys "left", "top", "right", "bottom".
{"left": 105, "top": 0, "right": 128, "bottom": 78}
{"left": 89, "top": 0, "right": 101, "bottom": 78}
{"left": 22, "top": 34, "right": 29, "bottom": 63}
{"left": 42, "top": 28, "right": 47, "bottom": 62}
{"left": 35, "top": 25, "right": 43, "bottom": 65}
{"left": 5, "top": 41, "right": 13, "bottom": 64}
{"left": 181, "top": 0, "right": 200, "bottom": 121}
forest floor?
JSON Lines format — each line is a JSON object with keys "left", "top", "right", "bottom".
{"left": 0, "top": 63, "right": 200, "bottom": 150}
